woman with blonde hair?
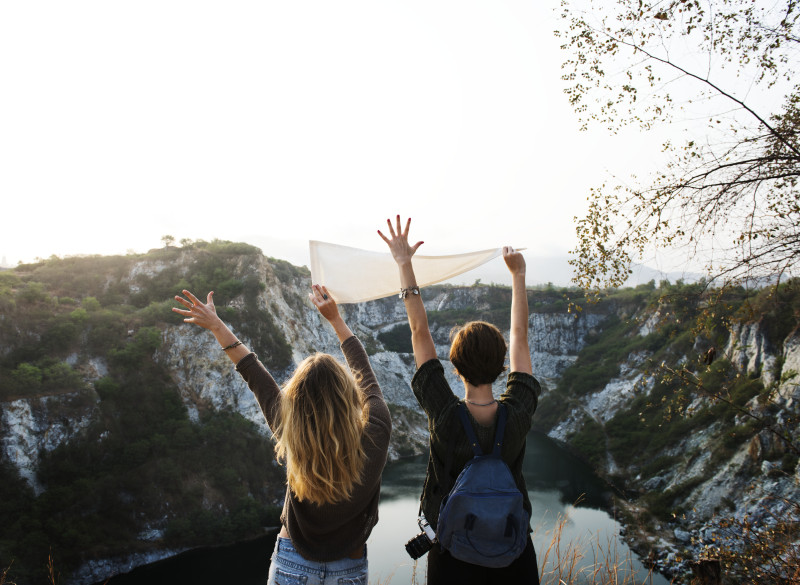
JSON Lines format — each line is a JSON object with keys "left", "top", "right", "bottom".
{"left": 173, "top": 284, "right": 391, "bottom": 585}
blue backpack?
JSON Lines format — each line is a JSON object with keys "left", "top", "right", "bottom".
{"left": 436, "top": 402, "right": 530, "bottom": 568}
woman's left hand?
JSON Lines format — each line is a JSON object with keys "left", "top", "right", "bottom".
{"left": 378, "top": 215, "right": 423, "bottom": 265}
{"left": 309, "top": 284, "right": 340, "bottom": 323}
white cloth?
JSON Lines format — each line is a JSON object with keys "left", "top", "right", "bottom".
{"left": 309, "top": 240, "right": 505, "bottom": 304}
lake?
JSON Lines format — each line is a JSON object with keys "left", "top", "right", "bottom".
{"left": 99, "top": 432, "right": 669, "bottom": 585}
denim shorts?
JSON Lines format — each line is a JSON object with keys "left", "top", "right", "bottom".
{"left": 267, "top": 536, "right": 368, "bottom": 585}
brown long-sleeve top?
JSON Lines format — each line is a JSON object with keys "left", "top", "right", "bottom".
{"left": 234, "top": 335, "right": 392, "bottom": 562}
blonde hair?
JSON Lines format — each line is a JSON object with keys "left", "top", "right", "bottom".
{"left": 274, "top": 353, "right": 367, "bottom": 505}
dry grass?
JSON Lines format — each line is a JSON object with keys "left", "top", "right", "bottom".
{"left": 1, "top": 551, "right": 61, "bottom": 585}
{"left": 537, "top": 512, "right": 663, "bottom": 585}
{"left": 1, "top": 563, "right": 15, "bottom": 585}
{"left": 367, "top": 511, "right": 666, "bottom": 585}
{"left": 46, "top": 551, "right": 58, "bottom": 585}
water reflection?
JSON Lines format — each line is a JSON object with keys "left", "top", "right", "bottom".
{"left": 523, "top": 432, "right": 616, "bottom": 510}
{"left": 368, "top": 432, "right": 668, "bottom": 585}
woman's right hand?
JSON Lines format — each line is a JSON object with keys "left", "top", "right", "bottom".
{"left": 309, "top": 284, "right": 355, "bottom": 342}
{"left": 309, "top": 284, "right": 340, "bottom": 323}
{"left": 377, "top": 215, "right": 424, "bottom": 265}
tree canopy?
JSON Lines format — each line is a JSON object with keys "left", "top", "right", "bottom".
{"left": 558, "top": 0, "right": 800, "bottom": 291}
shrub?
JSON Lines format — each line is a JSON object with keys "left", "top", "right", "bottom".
{"left": 82, "top": 297, "right": 101, "bottom": 311}
{"left": 11, "top": 363, "right": 42, "bottom": 394}
{"left": 377, "top": 324, "right": 413, "bottom": 353}
{"left": 567, "top": 417, "right": 607, "bottom": 468}
{"left": 16, "top": 282, "right": 48, "bottom": 304}
{"left": 108, "top": 327, "right": 162, "bottom": 369}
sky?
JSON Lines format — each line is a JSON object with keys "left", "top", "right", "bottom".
{"left": 0, "top": 1, "right": 677, "bottom": 285}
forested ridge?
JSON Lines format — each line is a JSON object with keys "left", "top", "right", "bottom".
{"left": 1, "top": 242, "right": 799, "bottom": 583}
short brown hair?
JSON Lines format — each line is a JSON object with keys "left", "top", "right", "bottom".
{"left": 449, "top": 321, "right": 507, "bottom": 385}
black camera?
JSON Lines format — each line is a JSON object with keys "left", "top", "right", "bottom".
{"left": 405, "top": 514, "right": 436, "bottom": 560}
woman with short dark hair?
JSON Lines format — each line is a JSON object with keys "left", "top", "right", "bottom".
{"left": 379, "top": 215, "right": 541, "bottom": 585}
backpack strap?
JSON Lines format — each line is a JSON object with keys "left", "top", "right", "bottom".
{"left": 491, "top": 402, "right": 508, "bottom": 458}
{"left": 457, "top": 402, "right": 508, "bottom": 458}
{"left": 421, "top": 407, "right": 461, "bottom": 515}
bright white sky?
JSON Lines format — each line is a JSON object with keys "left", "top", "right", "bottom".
{"left": 0, "top": 0, "right": 673, "bottom": 283}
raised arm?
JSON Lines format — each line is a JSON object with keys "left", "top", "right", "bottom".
{"left": 378, "top": 215, "right": 437, "bottom": 367}
{"left": 504, "top": 247, "right": 532, "bottom": 375}
{"left": 173, "top": 284, "right": 354, "bottom": 362}
{"left": 173, "top": 290, "right": 251, "bottom": 363}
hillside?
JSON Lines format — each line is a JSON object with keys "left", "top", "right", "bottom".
{"left": 1, "top": 242, "right": 799, "bottom": 583}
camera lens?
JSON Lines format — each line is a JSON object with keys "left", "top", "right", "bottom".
{"left": 405, "top": 532, "right": 433, "bottom": 560}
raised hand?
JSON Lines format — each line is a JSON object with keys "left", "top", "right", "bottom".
{"left": 308, "top": 284, "right": 340, "bottom": 323}
{"left": 309, "top": 284, "right": 353, "bottom": 342}
{"left": 503, "top": 246, "right": 526, "bottom": 276}
{"left": 377, "top": 215, "right": 424, "bottom": 265}
{"left": 172, "top": 289, "right": 224, "bottom": 331}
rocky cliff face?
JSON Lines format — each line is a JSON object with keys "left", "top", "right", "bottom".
{"left": 1, "top": 392, "right": 97, "bottom": 495}
{"left": 1, "top": 253, "right": 606, "bottom": 500}
{"left": 3, "top": 249, "right": 798, "bottom": 583}
{"left": 545, "top": 306, "right": 800, "bottom": 578}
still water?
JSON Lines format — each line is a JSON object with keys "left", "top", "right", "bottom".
{"left": 368, "top": 432, "right": 669, "bottom": 585}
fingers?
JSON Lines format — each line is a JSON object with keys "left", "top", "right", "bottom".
{"left": 173, "top": 295, "right": 192, "bottom": 308}
{"left": 380, "top": 216, "right": 421, "bottom": 261}
{"left": 172, "top": 290, "right": 221, "bottom": 331}
{"left": 502, "top": 246, "right": 526, "bottom": 274}
{"left": 381, "top": 216, "right": 413, "bottom": 240}
{"left": 182, "top": 289, "right": 202, "bottom": 305}
{"left": 173, "top": 289, "right": 214, "bottom": 318}
{"left": 173, "top": 290, "right": 197, "bottom": 317}
{"left": 171, "top": 304, "right": 195, "bottom": 325}
{"left": 309, "top": 284, "right": 332, "bottom": 303}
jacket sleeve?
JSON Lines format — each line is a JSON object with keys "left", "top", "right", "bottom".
{"left": 235, "top": 353, "right": 281, "bottom": 430}
{"left": 341, "top": 335, "right": 391, "bottom": 437}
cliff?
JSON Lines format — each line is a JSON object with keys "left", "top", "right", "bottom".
{"left": 1, "top": 244, "right": 798, "bottom": 583}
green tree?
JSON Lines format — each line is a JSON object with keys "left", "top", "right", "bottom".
{"left": 81, "top": 296, "right": 101, "bottom": 311}
{"left": 557, "top": 7, "right": 800, "bottom": 576}
{"left": 558, "top": 0, "right": 800, "bottom": 292}
{"left": 11, "top": 363, "right": 42, "bottom": 394}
